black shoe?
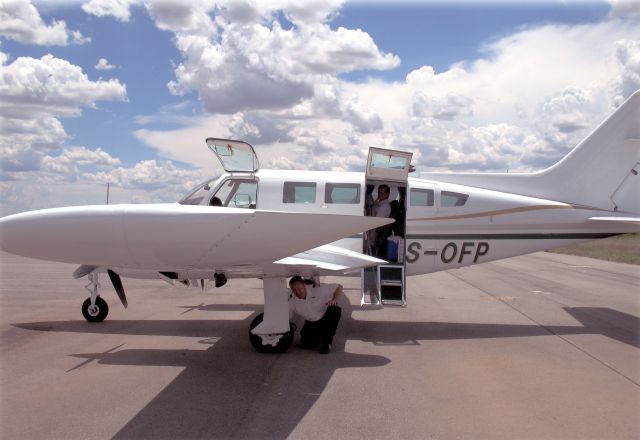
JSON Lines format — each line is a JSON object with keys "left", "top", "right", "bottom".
{"left": 319, "top": 343, "right": 332, "bottom": 354}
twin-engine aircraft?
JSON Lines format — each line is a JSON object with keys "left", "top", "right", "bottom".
{"left": 1, "top": 90, "right": 639, "bottom": 353}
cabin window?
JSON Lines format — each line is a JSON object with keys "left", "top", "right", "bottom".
{"left": 283, "top": 182, "right": 316, "bottom": 204}
{"left": 441, "top": 191, "right": 469, "bottom": 207}
{"left": 325, "top": 183, "right": 361, "bottom": 204}
{"left": 410, "top": 188, "right": 434, "bottom": 207}
{"left": 212, "top": 179, "right": 258, "bottom": 209}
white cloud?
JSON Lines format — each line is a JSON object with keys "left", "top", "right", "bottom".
{"left": 145, "top": 0, "right": 216, "bottom": 33}
{"left": 95, "top": 57, "right": 117, "bottom": 70}
{"left": 135, "top": 16, "right": 640, "bottom": 176}
{"left": 0, "top": 53, "right": 127, "bottom": 119}
{"left": 0, "top": 0, "right": 90, "bottom": 45}
{"left": 41, "top": 146, "right": 122, "bottom": 175}
{"left": 86, "top": 159, "right": 206, "bottom": 191}
{"left": 165, "top": 2, "right": 399, "bottom": 114}
{"left": 0, "top": 52, "right": 128, "bottom": 181}
{"left": 614, "top": 39, "right": 640, "bottom": 104}
{"left": 81, "top": 0, "right": 140, "bottom": 22}
{"left": 6, "top": 2, "right": 640, "bottom": 214}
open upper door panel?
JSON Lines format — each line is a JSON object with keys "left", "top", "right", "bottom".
{"left": 366, "top": 147, "right": 413, "bottom": 182}
{"left": 206, "top": 138, "right": 259, "bottom": 173}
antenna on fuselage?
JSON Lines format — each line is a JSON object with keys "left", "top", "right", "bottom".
{"left": 106, "top": 183, "right": 110, "bottom": 205}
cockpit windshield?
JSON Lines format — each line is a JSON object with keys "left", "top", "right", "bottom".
{"left": 179, "top": 177, "right": 219, "bottom": 205}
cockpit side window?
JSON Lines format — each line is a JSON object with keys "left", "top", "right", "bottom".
{"left": 441, "top": 191, "right": 469, "bottom": 207}
{"left": 212, "top": 179, "right": 258, "bottom": 209}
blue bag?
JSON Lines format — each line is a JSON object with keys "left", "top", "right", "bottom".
{"left": 386, "top": 239, "right": 398, "bottom": 262}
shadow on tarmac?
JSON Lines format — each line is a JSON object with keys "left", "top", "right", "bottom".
{"left": 12, "top": 305, "right": 638, "bottom": 438}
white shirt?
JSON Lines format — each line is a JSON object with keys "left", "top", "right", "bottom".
{"left": 374, "top": 199, "right": 391, "bottom": 218}
{"left": 289, "top": 284, "right": 337, "bottom": 322}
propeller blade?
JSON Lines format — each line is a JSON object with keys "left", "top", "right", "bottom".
{"left": 107, "top": 269, "right": 128, "bottom": 308}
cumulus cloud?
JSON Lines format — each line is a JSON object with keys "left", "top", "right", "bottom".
{"left": 0, "top": 52, "right": 128, "bottom": 180}
{"left": 41, "top": 147, "right": 122, "bottom": 175}
{"left": 0, "top": 157, "right": 207, "bottom": 215}
{"left": 0, "top": 53, "right": 127, "bottom": 119}
{"left": 135, "top": 15, "right": 640, "bottom": 175}
{"left": 145, "top": 0, "right": 216, "bottom": 32}
{"left": 7, "top": 2, "right": 640, "bottom": 213}
{"left": 165, "top": 2, "right": 399, "bottom": 114}
{"left": 614, "top": 39, "right": 640, "bottom": 104}
{"left": 81, "top": 0, "right": 140, "bottom": 22}
{"left": 95, "top": 57, "right": 116, "bottom": 70}
{"left": 0, "top": 0, "right": 90, "bottom": 45}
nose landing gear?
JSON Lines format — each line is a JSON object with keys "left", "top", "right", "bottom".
{"left": 82, "top": 296, "right": 109, "bottom": 322}
{"left": 81, "top": 272, "right": 109, "bottom": 322}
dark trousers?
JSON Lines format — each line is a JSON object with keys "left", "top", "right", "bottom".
{"left": 300, "top": 305, "right": 342, "bottom": 347}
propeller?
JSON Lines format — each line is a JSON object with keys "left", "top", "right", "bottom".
{"left": 107, "top": 269, "right": 128, "bottom": 308}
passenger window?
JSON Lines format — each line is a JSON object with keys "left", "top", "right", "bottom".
{"left": 283, "top": 182, "right": 316, "bottom": 204}
{"left": 441, "top": 191, "right": 469, "bottom": 207}
{"left": 410, "top": 188, "right": 434, "bottom": 207}
{"left": 325, "top": 183, "right": 361, "bottom": 204}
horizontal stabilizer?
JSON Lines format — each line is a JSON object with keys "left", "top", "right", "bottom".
{"left": 275, "top": 245, "right": 386, "bottom": 272}
{"left": 588, "top": 216, "right": 640, "bottom": 224}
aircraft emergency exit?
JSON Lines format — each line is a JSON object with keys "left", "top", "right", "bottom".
{"left": 1, "top": 90, "right": 639, "bottom": 353}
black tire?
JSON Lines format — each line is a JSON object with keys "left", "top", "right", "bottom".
{"left": 249, "top": 313, "right": 295, "bottom": 353}
{"left": 82, "top": 297, "right": 109, "bottom": 322}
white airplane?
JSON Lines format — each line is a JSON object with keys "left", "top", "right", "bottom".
{"left": 1, "top": 90, "right": 639, "bottom": 353}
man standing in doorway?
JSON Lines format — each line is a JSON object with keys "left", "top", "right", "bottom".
{"left": 374, "top": 184, "right": 391, "bottom": 218}
{"left": 288, "top": 276, "right": 342, "bottom": 354}
{"left": 373, "top": 184, "right": 392, "bottom": 258}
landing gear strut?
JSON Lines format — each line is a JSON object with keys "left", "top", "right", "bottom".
{"left": 249, "top": 277, "right": 295, "bottom": 353}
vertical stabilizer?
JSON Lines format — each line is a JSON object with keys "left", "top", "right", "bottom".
{"left": 423, "top": 90, "right": 640, "bottom": 214}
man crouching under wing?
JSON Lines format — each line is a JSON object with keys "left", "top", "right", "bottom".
{"left": 288, "top": 276, "right": 342, "bottom": 354}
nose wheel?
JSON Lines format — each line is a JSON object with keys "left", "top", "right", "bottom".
{"left": 82, "top": 296, "right": 109, "bottom": 322}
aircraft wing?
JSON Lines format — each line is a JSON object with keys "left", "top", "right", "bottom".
{"left": 588, "top": 216, "right": 640, "bottom": 224}
{"left": 274, "top": 245, "right": 386, "bottom": 272}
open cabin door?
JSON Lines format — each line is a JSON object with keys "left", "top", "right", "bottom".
{"left": 206, "top": 138, "right": 259, "bottom": 173}
{"left": 362, "top": 147, "right": 413, "bottom": 306}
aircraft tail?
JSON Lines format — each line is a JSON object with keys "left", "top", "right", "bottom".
{"left": 423, "top": 89, "right": 640, "bottom": 214}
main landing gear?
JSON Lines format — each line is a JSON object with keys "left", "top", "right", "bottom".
{"left": 249, "top": 278, "right": 295, "bottom": 353}
{"left": 249, "top": 313, "right": 295, "bottom": 353}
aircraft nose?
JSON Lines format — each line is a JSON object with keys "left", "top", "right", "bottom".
{"left": 0, "top": 211, "right": 40, "bottom": 256}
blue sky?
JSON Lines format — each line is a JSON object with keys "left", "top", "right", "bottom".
{"left": 0, "top": 1, "right": 639, "bottom": 213}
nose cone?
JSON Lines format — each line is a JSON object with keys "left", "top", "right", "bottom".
{"left": 0, "top": 206, "right": 121, "bottom": 264}
{"left": 0, "top": 209, "right": 56, "bottom": 259}
{"left": 0, "top": 211, "right": 31, "bottom": 255}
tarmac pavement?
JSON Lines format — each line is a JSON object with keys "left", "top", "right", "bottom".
{"left": 1, "top": 251, "right": 639, "bottom": 439}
